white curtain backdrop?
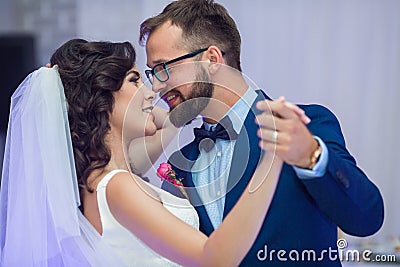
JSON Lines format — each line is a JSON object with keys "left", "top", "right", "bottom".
{"left": 0, "top": 0, "right": 383, "bottom": 252}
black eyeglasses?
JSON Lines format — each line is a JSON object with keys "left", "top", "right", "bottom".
{"left": 145, "top": 48, "right": 225, "bottom": 85}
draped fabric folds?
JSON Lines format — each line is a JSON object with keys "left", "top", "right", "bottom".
{"left": 0, "top": 67, "right": 127, "bottom": 266}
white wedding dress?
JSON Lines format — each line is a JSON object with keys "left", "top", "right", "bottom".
{"left": 96, "top": 169, "right": 200, "bottom": 266}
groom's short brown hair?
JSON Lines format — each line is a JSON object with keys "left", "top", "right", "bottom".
{"left": 140, "top": 0, "right": 242, "bottom": 72}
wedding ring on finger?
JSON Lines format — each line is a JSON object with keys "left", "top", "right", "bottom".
{"left": 272, "top": 130, "right": 278, "bottom": 143}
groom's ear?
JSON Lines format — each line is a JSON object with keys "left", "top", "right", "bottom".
{"left": 205, "top": 46, "right": 224, "bottom": 75}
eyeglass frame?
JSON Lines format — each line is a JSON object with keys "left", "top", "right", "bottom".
{"left": 145, "top": 47, "right": 225, "bottom": 84}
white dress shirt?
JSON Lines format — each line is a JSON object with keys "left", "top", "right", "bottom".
{"left": 191, "top": 88, "right": 328, "bottom": 229}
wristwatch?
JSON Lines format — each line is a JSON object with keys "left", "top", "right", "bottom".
{"left": 308, "top": 140, "right": 322, "bottom": 169}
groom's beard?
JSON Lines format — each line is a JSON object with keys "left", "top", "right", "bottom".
{"left": 169, "top": 67, "right": 213, "bottom": 128}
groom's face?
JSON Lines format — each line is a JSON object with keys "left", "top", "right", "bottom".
{"left": 145, "top": 21, "right": 214, "bottom": 127}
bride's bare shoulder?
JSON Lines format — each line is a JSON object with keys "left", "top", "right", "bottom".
{"left": 106, "top": 171, "right": 159, "bottom": 202}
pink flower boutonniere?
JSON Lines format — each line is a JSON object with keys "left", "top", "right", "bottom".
{"left": 157, "top": 162, "right": 183, "bottom": 186}
{"left": 157, "top": 162, "right": 188, "bottom": 198}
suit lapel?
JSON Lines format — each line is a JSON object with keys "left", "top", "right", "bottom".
{"left": 223, "top": 91, "right": 269, "bottom": 217}
{"left": 170, "top": 138, "right": 215, "bottom": 235}
{"left": 171, "top": 90, "right": 270, "bottom": 233}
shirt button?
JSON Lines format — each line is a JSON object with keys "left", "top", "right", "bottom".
{"left": 217, "top": 191, "right": 221, "bottom": 196}
{"left": 217, "top": 151, "right": 222, "bottom": 157}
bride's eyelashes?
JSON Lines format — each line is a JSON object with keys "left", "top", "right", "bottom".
{"left": 129, "top": 76, "right": 140, "bottom": 84}
{"left": 126, "top": 70, "right": 141, "bottom": 84}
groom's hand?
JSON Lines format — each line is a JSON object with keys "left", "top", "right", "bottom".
{"left": 255, "top": 97, "right": 318, "bottom": 169}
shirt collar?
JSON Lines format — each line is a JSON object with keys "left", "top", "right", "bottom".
{"left": 203, "top": 87, "right": 258, "bottom": 133}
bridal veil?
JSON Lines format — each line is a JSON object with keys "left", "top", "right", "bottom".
{"left": 0, "top": 67, "right": 127, "bottom": 266}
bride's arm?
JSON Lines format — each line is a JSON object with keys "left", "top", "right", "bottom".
{"left": 128, "top": 106, "right": 177, "bottom": 174}
{"left": 107, "top": 150, "right": 282, "bottom": 267}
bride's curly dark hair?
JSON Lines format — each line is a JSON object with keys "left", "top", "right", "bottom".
{"left": 50, "top": 39, "right": 136, "bottom": 193}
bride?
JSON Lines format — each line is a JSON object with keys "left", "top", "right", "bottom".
{"left": 0, "top": 38, "right": 284, "bottom": 266}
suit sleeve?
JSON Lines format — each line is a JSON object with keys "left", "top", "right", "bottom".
{"left": 299, "top": 104, "right": 384, "bottom": 237}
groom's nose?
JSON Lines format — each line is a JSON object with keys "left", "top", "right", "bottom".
{"left": 151, "top": 77, "right": 167, "bottom": 94}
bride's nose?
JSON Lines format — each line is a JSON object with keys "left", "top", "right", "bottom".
{"left": 143, "top": 85, "right": 156, "bottom": 102}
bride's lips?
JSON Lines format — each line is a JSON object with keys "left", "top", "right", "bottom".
{"left": 142, "top": 106, "right": 155, "bottom": 121}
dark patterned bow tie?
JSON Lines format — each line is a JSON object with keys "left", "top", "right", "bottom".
{"left": 194, "top": 117, "right": 238, "bottom": 152}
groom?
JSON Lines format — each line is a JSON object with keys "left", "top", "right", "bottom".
{"left": 140, "top": 0, "right": 384, "bottom": 266}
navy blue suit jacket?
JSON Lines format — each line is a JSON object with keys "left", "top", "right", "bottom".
{"left": 163, "top": 90, "right": 384, "bottom": 266}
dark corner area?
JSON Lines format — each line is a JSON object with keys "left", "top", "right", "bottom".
{"left": 0, "top": 34, "right": 36, "bottom": 179}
